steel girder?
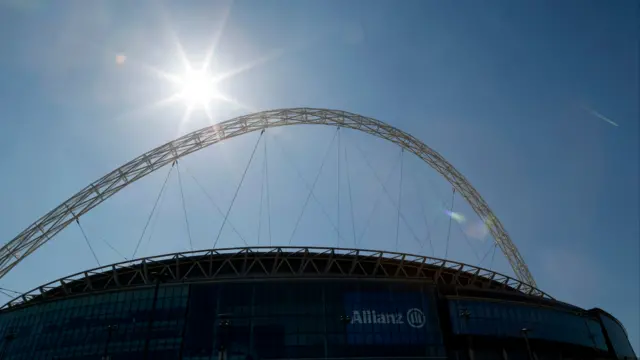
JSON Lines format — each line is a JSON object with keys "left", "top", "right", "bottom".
{"left": 0, "top": 108, "right": 536, "bottom": 286}
{"left": 1, "top": 247, "right": 551, "bottom": 310}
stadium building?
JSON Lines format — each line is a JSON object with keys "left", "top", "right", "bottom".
{"left": 0, "top": 109, "right": 635, "bottom": 359}
{"left": 0, "top": 247, "right": 635, "bottom": 360}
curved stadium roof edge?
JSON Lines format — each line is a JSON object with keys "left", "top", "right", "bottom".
{"left": 3, "top": 246, "right": 554, "bottom": 310}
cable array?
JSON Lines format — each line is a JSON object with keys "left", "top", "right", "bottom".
{"left": 213, "top": 132, "right": 264, "bottom": 248}
{"left": 0, "top": 109, "right": 534, "bottom": 285}
{"left": 344, "top": 147, "right": 357, "bottom": 247}
{"left": 352, "top": 140, "right": 423, "bottom": 249}
{"left": 132, "top": 164, "right": 175, "bottom": 258}
{"left": 176, "top": 161, "right": 194, "bottom": 251}
{"left": 444, "top": 188, "right": 455, "bottom": 260}
{"left": 75, "top": 220, "right": 100, "bottom": 267}
{"left": 288, "top": 128, "right": 340, "bottom": 245}
{"left": 395, "top": 149, "right": 404, "bottom": 252}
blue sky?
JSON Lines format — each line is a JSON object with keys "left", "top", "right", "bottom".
{"left": 0, "top": 0, "right": 638, "bottom": 352}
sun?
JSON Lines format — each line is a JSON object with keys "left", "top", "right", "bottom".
{"left": 177, "top": 69, "right": 219, "bottom": 108}
{"left": 138, "top": 32, "right": 273, "bottom": 127}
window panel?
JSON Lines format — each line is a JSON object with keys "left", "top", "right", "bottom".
{"left": 0, "top": 281, "right": 451, "bottom": 359}
{"left": 600, "top": 314, "right": 636, "bottom": 358}
{"left": 449, "top": 298, "right": 611, "bottom": 352}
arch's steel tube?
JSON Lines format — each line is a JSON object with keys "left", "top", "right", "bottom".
{"left": 0, "top": 108, "right": 536, "bottom": 286}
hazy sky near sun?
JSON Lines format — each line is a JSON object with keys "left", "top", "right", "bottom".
{"left": 0, "top": 0, "right": 638, "bottom": 352}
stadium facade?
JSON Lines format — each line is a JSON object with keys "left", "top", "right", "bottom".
{"left": 0, "top": 247, "right": 635, "bottom": 360}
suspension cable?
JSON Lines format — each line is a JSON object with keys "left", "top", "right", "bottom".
{"left": 0, "top": 287, "right": 21, "bottom": 296}
{"left": 337, "top": 127, "right": 341, "bottom": 247}
{"left": 214, "top": 131, "right": 263, "bottom": 248}
{"left": 408, "top": 171, "right": 435, "bottom": 256}
{"left": 132, "top": 164, "right": 175, "bottom": 258}
{"left": 257, "top": 144, "right": 266, "bottom": 245}
{"left": 356, "top": 150, "right": 403, "bottom": 244}
{"left": 288, "top": 128, "right": 340, "bottom": 245}
{"left": 442, "top": 189, "right": 483, "bottom": 262}
{"left": 176, "top": 161, "right": 193, "bottom": 251}
{"left": 444, "top": 188, "right": 456, "bottom": 260}
{"left": 0, "top": 287, "right": 22, "bottom": 299}
{"left": 140, "top": 180, "right": 169, "bottom": 257}
{"left": 271, "top": 132, "right": 348, "bottom": 245}
{"left": 75, "top": 219, "right": 100, "bottom": 267}
{"left": 456, "top": 220, "right": 483, "bottom": 262}
{"left": 478, "top": 241, "right": 496, "bottom": 267}
{"left": 351, "top": 140, "right": 424, "bottom": 249}
{"left": 184, "top": 166, "right": 247, "bottom": 246}
{"left": 444, "top": 189, "right": 482, "bottom": 262}
{"left": 264, "top": 132, "right": 273, "bottom": 246}
{"left": 489, "top": 242, "right": 498, "bottom": 270}
{"left": 411, "top": 169, "right": 480, "bottom": 260}
{"left": 395, "top": 149, "right": 404, "bottom": 252}
{"left": 101, "top": 237, "right": 128, "bottom": 261}
{"left": 344, "top": 147, "right": 357, "bottom": 247}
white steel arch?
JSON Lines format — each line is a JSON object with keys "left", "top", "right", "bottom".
{"left": 0, "top": 108, "right": 536, "bottom": 285}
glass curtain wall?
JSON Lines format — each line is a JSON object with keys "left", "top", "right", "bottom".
{"left": 0, "top": 281, "right": 625, "bottom": 360}
{"left": 599, "top": 314, "right": 637, "bottom": 359}
{"left": 0, "top": 281, "right": 445, "bottom": 360}
{"left": 448, "top": 298, "right": 610, "bottom": 360}
{"left": 0, "top": 285, "right": 188, "bottom": 360}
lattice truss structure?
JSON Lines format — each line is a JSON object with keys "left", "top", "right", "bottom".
{"left": 0, "top": 108, "right": 536, "bottom": 286}
{"left": 2, "top": 247, "right": 552, "bottom": 309}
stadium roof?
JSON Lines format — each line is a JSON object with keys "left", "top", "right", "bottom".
{"left": 2, "top": 247, "right": 555, "bottom": 311}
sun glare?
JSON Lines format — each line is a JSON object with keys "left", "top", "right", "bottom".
{"left": 178, "top": 69, "right": 219, "bottom": 107}
{"left": 139, "top": 31, "right": 267, "bottom": 127}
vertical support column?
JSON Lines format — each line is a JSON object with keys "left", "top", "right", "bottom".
{"left": 591, "top": 310, "right": 618, "bottom": 359}
{"left": 467, "top": 336, "right": 475, "bottom": 360}
{"left": 210, "top": 287, "right": 224, "bottom": 359}
{"left": 102, "top": 324, "right": 118, "bottom": 359}
{"left": 213, "top": 286, "right": 224, "bottom": 359}
{"left": 434, "top": 289, "right": 454, "bottom": 359}
{"left": 0, "top": 333, "right": 16, "bottom": 360}
{"left": 421, "top": 284, "right": 429, "bottom": 357}
{"left": 142, "top": 277, "right": 162, "bottom": 360}
{"left": 249, "top": 283, "right": 255, "bottom": 357}
{"left": 521, "top": 328, "right": 534, "bottom": 360}
{"left": 177, "top": 284, "right": 192, "bottom": 359}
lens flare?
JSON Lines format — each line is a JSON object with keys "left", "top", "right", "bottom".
{"left": 444, "top": 210, "right": 466, "bottom": 224}
{"left": 115, "top": 54, "right": 126, "bottom": 65}
{"left": 464, "top": 220, "right": 489, "bottom": 240}
{"left": 464, "top": 215, "right": 496, "bottom": 240}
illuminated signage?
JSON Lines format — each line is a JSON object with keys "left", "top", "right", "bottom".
{"left": 350, "top": 308, "right": 426, "bottom": 328}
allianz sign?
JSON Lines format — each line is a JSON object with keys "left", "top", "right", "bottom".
{"left": 349, "top": 308, "right": 426, "bottom": 328}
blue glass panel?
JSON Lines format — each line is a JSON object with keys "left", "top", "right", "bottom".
{"left": 449, "top": 299, "right": 608, "bottom": 351}
{"left": 0, "top": 280, "right": 450, "bottom": 359}
{"left": 600, "top": 314, "right": 636, "bottom": 359}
